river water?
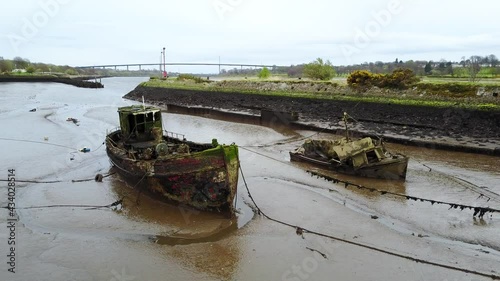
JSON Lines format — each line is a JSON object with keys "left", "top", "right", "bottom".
{"left": 0, "top": 77, "right": 499, "bottom": 281}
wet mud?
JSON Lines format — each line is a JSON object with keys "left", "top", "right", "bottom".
{"left": 0, "top": 78, "right": 499, "bottom": 281}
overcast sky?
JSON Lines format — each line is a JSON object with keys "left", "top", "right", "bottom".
{"left": 1, "top": 0, "right": 499, "bottom": 72}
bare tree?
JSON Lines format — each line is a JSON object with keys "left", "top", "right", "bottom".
{"left": 13, "top": 57, "right": 29, "bottom": 69}
{"left": 488, "top": 54, "right": 499, "bottom": 68}
{"left": 467, "top": 55, "right": 482, "bottom": 82}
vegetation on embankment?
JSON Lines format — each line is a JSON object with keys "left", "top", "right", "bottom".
{"left": 126, "top": 79, "right": 500, "bottom": 141}
{"left": 140, "top": 76, "right": 500, "bottom": 111}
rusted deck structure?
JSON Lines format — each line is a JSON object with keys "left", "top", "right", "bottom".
{"left": 106, "top": 105, "right": 239, "bottom": 213}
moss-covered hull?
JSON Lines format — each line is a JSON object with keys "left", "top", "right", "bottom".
{"left": 106, "top": 130, "right": 239, "bottom": 213}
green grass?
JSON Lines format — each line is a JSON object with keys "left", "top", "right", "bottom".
{"left": 422, "top": 76, "right": 500, "bottom": 86}
{"left": 0, "top": 72, "right": 66, "bottom": 78}
{"left": 140, "top": 79, "right": 500, "bottom": 111}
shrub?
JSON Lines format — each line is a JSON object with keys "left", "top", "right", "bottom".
{"left": 64, "top": 68, "right": 78, "bottom": 75}
{"left": 382, "top": 68, "right": 420, "bottom": 89}
{"left": 177, "top": 73, "right": 206, "bottom": 83}
{"left": 303, "top": 58, "right": 336, "bottom": 81}
{"left": 258, "top": 67, "right": 270, "bottom": 79}
{"left": 347, "top": 68, "right": 419, "bottom": 90}
{"left": 26, "top": 66, "right": 35, "bottom": 74}
{"left": 347, "top": 70, "right": 382, "bottom": 89}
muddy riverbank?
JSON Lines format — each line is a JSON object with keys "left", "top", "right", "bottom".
{"left": 125, "top": 85, "right": 500, "bottom": 155}
{"left": 2, "top": 78, "right": 500, "bottom": 280}
{"left": 0, "top": 75, "right": 104, "bottom": 88}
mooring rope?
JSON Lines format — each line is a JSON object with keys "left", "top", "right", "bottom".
{"left": 87, "top": 141, "right": 105, "bottom": 153}
{"left": 241, "top": 123, "right": 335, "bottom": 148}
{"left": 0, "top": 137, "right": 106, "bottom": 159}
{"left": 307, "top": 170, "right": 499, "bottom": 219}
{"left": 135, "top": 169, "right": 153, "bottom": 205}
{"left": 71, "top": 172, "right": 115, "bottom": 183}
{"left": 0, "top": 179, "right": 61, "bottom": 184}
{"left": 411, "top": 157, "right": 500, "bottom": 205}
{"left": 1, "top": 199, "right": 123, "bottom": 211}
{"left": 0, "top": 137, "right": 77, "bottom": 150}
{"left": 239, "top": 165, "right": 500, "bottom": 280}
{"left": 239, "top": 146, "right": 498, "bottom": 218}
{"left": 422, "top": 163, "right": 500, "bottom": 204}
{"left": 0, "top": 172, "right": 115, "bottom": 184}
{"left": 132, "top": 159, "right": 159, "bottom": 205}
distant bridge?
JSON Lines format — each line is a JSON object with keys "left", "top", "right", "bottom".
{"left": 75, "top": 62, "right": 286, "bottom": 71}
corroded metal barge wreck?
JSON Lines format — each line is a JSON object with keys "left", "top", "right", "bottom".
{"left": 290, "top": 137, "right": 409, "bottom": 180}
{"left": 290, "top": 113, "right": 409, "bottom": 180}
{"left": 106, "top": 105, "right": 239, "bottom": 213}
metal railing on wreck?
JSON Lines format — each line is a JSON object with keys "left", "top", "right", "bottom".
{"left": 105, "top": 128, "right": 186, "bottom": 142}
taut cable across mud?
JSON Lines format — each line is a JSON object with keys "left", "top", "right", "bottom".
{"left": 1, "top": 199, "right": 123, "bottom": 211}
{"left": 307, "top": 170, "right": 500, "bottom": 219}
{"left": 239, "top": 165, "right": 500, "bottom": 280}
{"left": 239, "top": 146, "right": 499, "bottom": 217}
{"left": 0, "top": 172, "right": 115, "bottom": 184}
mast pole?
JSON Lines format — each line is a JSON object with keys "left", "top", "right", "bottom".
{"left": 344, "top": 112, "right": 349, "bottom": 141}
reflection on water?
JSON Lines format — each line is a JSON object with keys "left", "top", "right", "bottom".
{"left": 109, "top": 170, "right": 246, "bottom": 280}
{"left": 293, "top": 161, "right": 408, "bottom": 200}
{"left": 170, "top": 239, "right": 242, "bottom": 281}
{"left": 109, "top": 170, "right": 253, "bottom": 239}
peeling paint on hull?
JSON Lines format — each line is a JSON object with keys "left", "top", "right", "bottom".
{"left": 106, "top": 130, "right": 239, "bottom": 214}
{"left": 290, "top": 137, "right": 409, "bottom": 180}
{"left": 290, "top": 152, "right": 408, "bottom": 180}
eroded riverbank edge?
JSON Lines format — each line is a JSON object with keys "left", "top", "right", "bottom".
{"left": 0, "top": 75, "right": 105, "bottom": 88}
{"left": 124, "top": 85, "right": 500, "bottom": 156}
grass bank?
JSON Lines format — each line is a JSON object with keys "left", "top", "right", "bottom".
{"left": 140, "top": 77, "right": 500, "bottom": 111}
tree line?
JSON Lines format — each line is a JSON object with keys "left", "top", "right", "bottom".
{"left": 2, "top": 54, "right": 499, "bottom": 82}
{"left": 0, "top": 56, "right": 80, "bottom": 75}
{"left": 336, "top": 54, "right": 498, "bottom": 77}
{"left": 219, "top": 54, "right": 499, "bottom": 82}
{"left": 0, "top": 56, "right": 175, "bottom": 77}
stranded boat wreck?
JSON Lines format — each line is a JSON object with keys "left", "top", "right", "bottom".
{"left": 290, "top": 113, "right": 409, "bottom": 180}
{"left": 106, "top": 105, "right": 239, "bottom": 213}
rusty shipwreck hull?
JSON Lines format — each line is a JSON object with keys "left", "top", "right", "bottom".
{"left": 106, "top": 131, "right": 239, "bottom": 213}
{"left": 289, "top": 136, "right": 409, "bottom": 180}
{"left": 289, "top": 152, "right": 408, "bottom": 180}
